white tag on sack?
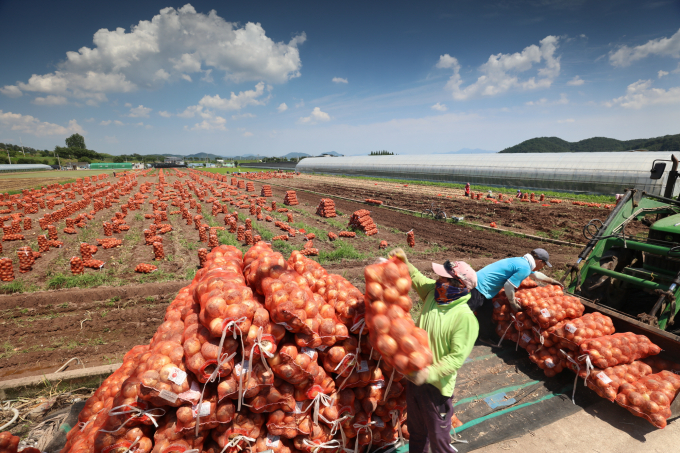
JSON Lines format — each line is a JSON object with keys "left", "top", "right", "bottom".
{"left": 302, "top": 347, "right": 316, "bottom": 358}
{"left": 158, "top": 389, "right": 178, "bottom": 404}
{"left": 234, "top": 361, "right": 249, "bottom": 377}
{"left": 178, "top": 381, "right": 201, "bottom": 402}
{"left": 372, "top": 380, "right": 386, "bottom": 389}
{"left": 357, "top": 360, "right": 369, "bottom": 373}
{"left": 294, "top": 401, "right": 305, "bottom": 414}
{"left": 167, "top": 367, "right": 187, "bottom": 385}
{"left": 521, "top": 333, "right": 532, "bottom": 344}
{"left": 540, "top": 308, "right": 551, "bottom": 318}
{"left": 373, "top": 418, "right": 385, "bottom": 428}
{"left": 493, "top": 301, "right": 501, "bottom": 309}
{"left": 565, "top": 323, "right": 577, "bottom": 334}
{"left": 316, "top": 345, "right": 328, "bottom": 352}
{"left": 545, "top": 358, "right": 555, "bottom": 368}
{"left": 597, "top": 372, "right": 613, "bottom": 385}
{"left": 192, "top": 402, "right": 211, "bottom": 418}
{"left": 266, "top": 434, "right": 280, "bottom": 448}
{"left": 279, "top": 322, "right": 293, "bottom": 331}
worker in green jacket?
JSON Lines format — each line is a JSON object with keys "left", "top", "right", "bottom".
{"left": 388, "top": 249, "right": 479, "bottom": 453}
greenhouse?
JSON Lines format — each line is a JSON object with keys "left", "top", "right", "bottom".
{"left": 0, "top": 164, "right": 53, "bottom": 174}
{"left": 90, "top": 162, "right": 133, "bottom": 169}
{"left": 295, "top": 152, "right": 680, "bottom": 196}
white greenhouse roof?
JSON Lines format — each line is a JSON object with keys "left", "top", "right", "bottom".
{"left": 0, "top": 164, "right": 53, "bottom": 171}
{"left": 296, "top": 151, "right": 680, "bottom": 195}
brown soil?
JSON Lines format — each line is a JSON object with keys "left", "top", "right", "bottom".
{"left": 263, "top": 174, "right": 627, "bottom": 243}
{"left": 1, "top": 169, "right": 603, "bottom": 382}
{"left": 0, "top": 282, "right": 186, "bottom": 381}
{"left": 0, "top": 178, "right": 70, "bottom": 192}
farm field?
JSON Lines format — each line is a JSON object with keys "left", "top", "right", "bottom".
{"left": 0, "top": 168, "right": 608, "bottom": 381}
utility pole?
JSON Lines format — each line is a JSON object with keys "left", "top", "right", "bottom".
{"left": 6, "top": 150, "right": 11, "bottom": 165}
{"left": 19, "top": 137, "right": 25, "bottom": 156}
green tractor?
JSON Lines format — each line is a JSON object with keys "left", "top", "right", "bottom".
{"left": 564, "top": 155, "right": 680, "bottom": 351}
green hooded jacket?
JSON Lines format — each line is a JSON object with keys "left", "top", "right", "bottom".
{"left": 408, "top": 263, "right": 479, "bottom": 397}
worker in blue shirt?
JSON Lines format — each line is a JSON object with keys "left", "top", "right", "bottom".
{"left": 468, "top": 249, "right": 562, "bottom": 340}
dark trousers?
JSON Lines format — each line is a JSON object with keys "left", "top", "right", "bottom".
{"left": 468, "top": 288, "right": 495, "bottom": 340}
{"left": 406, "top": 381, "right": 456, "bottom": 453}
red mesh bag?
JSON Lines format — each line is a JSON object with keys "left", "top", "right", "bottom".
{"left": 247, "top": 378, "right": 296, "bottom": 413}
{"left": 211, "top": 410, "right": 266, "bottom": 452}
{"left": 586, "top": 361, "right": 653, "bottom": 402}
{"left": 579, "top": 332, "right": 661, "bottom": 369}
{"left": 528, "top": 345, "right": 566, "bottom": 378}
{"left": 94, "top": 424, "right": 154, "bottom": 453}
{"left": 364, "top": 257, "right": 433, "bottom": 375}
{"left": 267, "top": 343, "right": 319, "bottom": 386}
{"left": 616, "top": 371, "right": 680, "bottom": 428}
{"left": 266, "top": 407, "right": 313, "bottom": 439}
{"left": 183, "top": 309, "right": 237, "bottom": 383}
{"left": 546, "top": 312, "right": 615, "bottom": 351}
{"left": 192, "top": 247, "right": 257, "bottom": 339}
{"left": 152, "top": 413, "right": 207, "bottom": 453}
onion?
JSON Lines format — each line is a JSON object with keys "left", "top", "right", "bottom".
{"left": 377, "top": 335, "right": 399, "bottom": 356}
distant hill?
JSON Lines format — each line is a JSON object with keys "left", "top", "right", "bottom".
{"left": 320, "top": 151, "right": 343, "bottom": 156}
{"left": 282, "top": 152, "right": 311, "bottom": 159}
{"left": 500, "top": 134, "right": 680, "bottom": 153}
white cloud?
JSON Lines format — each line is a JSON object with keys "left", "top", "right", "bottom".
{"left": 232, "top": 113, "right": 255, "bottom": 120}
{"left": 609, "top": 28, "right": 680, "bottom": 67}
{"left": 332, "top": 77, "right": 348, "bottom": 84}
{"left": 0, "top": 85, "right": 22, "bottom": 97}
{"left": 436, "top": 54, "right": 459, "bottom": 69}
{"left": 605, "top": 79, "right": 680, "bottom": 109}
{"left": 298, "top": 107, "right": 330, "bottom": 124}
{"left": 243, "top": 131, "right": 253, "bottom": 137}
{"left": 1, "top": 5, "right": 305, "bottom": 102}
{"left": 124, "top": 103, "right": 132, "bottom": 108}
{"left": 158, "top": 111, "right": 172, "bottom": 117}
{"left": 277, "top": 102, "right": 288, "bottom": 112}
{"left": 525, "top": 93, "right": 568, "bottom": 106}
{"left": 100, "top": 120, "right": 112, "bottom": 126}
{"left": 114, "top": 120, "right": 124, "bottom": 126}
{"left": 85, "top": 118, "right": 95, "bottom": 122}
{"left": 0, "top": 110, "right": 84, "bottom": 136}
{"left": 295, "top": 100, "right": 305, "bottom": 108}
{"left": 32, "top": 95, "right": 68, "bottom": 105}
{"left": 442, "top": 36, "right": 561, "bottom": 100}
{"left": 557, "top": 118, "right": 575, "bottom": 123}
{"left": 431, "top": 102, "right": 447, "bottom": 111}
{"left": 104, "top": 136, "right": 118, "bottom": 144}
{"left": 567, "top": 75, "right": 584, "bottom": 86}
{"left": 658, "top": 70, "right": 669, "bottom": 78}
{"left": 181, "top": 74, "right": 192, "bottom": 82}
{"left": 187, "top": 115, "right": 227, "bottom": 131}
{"left": 128, "top": 105, "right": 152, "bottom": 117}
{"left": 197, "top": 82, "right": 268, "bottom": 110}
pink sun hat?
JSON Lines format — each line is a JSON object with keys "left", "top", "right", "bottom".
{"left": 432, "top": 260, "right": 477, "bottom": 290}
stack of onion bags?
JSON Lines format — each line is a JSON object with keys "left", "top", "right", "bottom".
{"left": 491, "top": 279, "right": 679, "bottom": 429}
{"left": 52, "top": 244, "right": 420, "bottom": 453}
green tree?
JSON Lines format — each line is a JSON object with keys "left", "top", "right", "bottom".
{"left": 65, "top": 133, "right": 86, "bottom": 149}
{"left": 113, "top": 156, "right": 126, "bottom": 163}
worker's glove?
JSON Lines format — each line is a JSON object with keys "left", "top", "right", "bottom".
{"left": 388, "top": 248, "right": 409, "bottom": 265}
{"left": 407, "top": 367, "right": 430, "bottom": 386}
{"left": 509, "top": 297, "right": 522, "bottom": 313}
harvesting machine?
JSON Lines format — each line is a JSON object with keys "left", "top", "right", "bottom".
{"left": 564, "top": 155, "right": 680, "bottom": 354}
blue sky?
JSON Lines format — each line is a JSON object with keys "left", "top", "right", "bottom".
{"left": 1, "top": 0, "right": 679, "bottom": 156}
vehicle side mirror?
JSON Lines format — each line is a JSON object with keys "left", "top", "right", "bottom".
{"left": 650, "top": 162, "right": 666, "bottom": 180}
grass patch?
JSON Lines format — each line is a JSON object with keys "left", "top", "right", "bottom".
{"left": 272, "top": 239, "right": 296, "bottom": 257}
{"left": 136, "top": 269, "right": 177, "bottom": 284}
{"left": 0, "top": 341, "right": 15, "bottom": 360}
{"left": 134, "top": 213, "right": 144, "bottom": 222}
{"left": 46, "top": 272, "right": 117, "bottom": 290}
{"left": 185, "top": 267, "right": 197, "bottom": 280}
{"left": 318, "top": 240, "right": 364, "bottom": 263}
{"left": 0, "top": 280, "right": 31, "bottom": 294}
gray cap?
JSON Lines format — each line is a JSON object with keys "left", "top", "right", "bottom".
{"left": 532, "top": 248, "right": 552, "bottom": 267}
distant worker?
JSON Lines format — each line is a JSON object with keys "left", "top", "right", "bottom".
{"left": 468, "top": 248, "right": 562, "bottom": 341}
{"left": 464, "top": 182, "right": 471, "bottom": 197}
{"left": 516, "top": 189, "right": 522, "bottom": 198}
{"left": 486, "top": 190, "right": 493, "bottom": 198}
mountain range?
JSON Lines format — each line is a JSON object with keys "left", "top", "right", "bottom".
{"left": 500, "top": 133, "right": 680, "bottom": 153}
